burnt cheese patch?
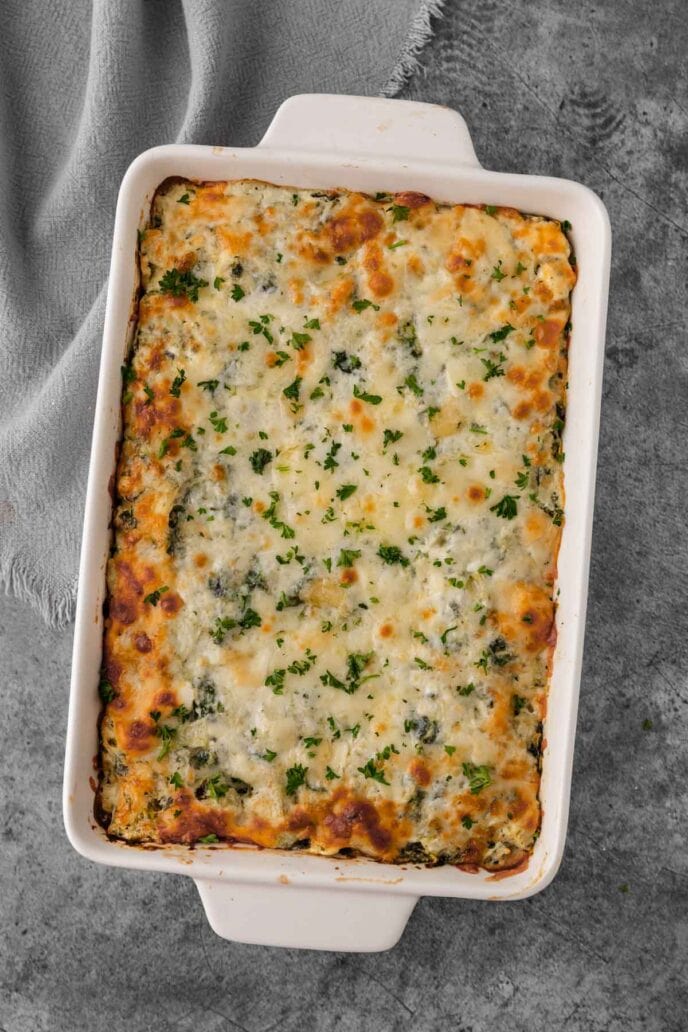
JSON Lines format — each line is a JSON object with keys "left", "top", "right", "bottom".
{"left": 98, "top": 179, "right": 574, "bottom": 869}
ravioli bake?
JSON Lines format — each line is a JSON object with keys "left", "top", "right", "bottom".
{"left": 97, "top": 178, "right": 575, "bottom": 870}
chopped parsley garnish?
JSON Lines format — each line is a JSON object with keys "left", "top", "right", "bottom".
{"left": 489, "top": 323, "right": 515, "bottom": 343}
{"left": 198, "top": 834, "right": 219, "bottom": 844}
{"left": 197, "top": 379, "right": 219, "bottom": 392}
{"left": 357, "top": 758, "right": 389, "bottom": 785}
{"left": 213, "top": 276, "right": 224, "bottom": 290}
{"left": 239, "top": 608, "right": 262, "bottom": 630}
{"left": 352, "top": 298, "right": 380, "bottom": 313}
{"left": 484, "top": 204, "right": 497, "bottom": 216}
{"left": 325, "top": 766, "right": 340, "bottom": 780}
{"left": 353, "top": 384, "right": 382, "bottom": 405}
{"left": 231, "top": 284, "right": 245, "bottom": 302}
{"left": 159, "top": 267, "right": 208, "bottom": 302}
{"left": 219, "top": 444, "right": 237, "bottom": 455}
{"left": 169, "top": 368, "right": 186, "bottom": 397}
{"left": 169, "top": 772, "right": 184, "bottom": 788}
{"left": 177, "top": 193, "right": 190, "bottom": 204}
{"left": 265, "top": 669, "right": 286, "bottom": 694}
{"left": 491, "top": 260, "right": 506, "bottom": 281}
{"left": 414, "top": 657, "right": 433, "bottom": 670}
{"left": 461, "top": 815, "right": 474, "bottom": 829}
{"left": 143, "top": 585, "right": 169, "bottom": 606}
{"left": 98, "top": 680, "right": 115, "bottom": 703}
{"left": 418, "top": 466, "right": 440, "bottom": 484}
{"left": 262, "top": 491, "right": 296, "bottom": 539}
{"left": 383, "top": 428, "right": 403, "bottom": 450}
{"left": 388, "top": 204, "right": 410, "bottom": 223}
{"left": 490, "top": 494, "right": 519, "bottom": 519}
{"left": 305, "top": 317, "right": 320, "bottom": 330}
{"left": 209, "top": 411, "right": 228, "bottom": 433}
{"left": 337, "top": 548, "right": 361, "bottom": 568}
{"left": 155, "top": 723, "right": 176, "bottom": 759}
{"left": 283, "top": 376, "right": 302, "bottom": 401}
{"left": 404, "top": 373, "right": 424, "bottom": 397}
{"left": 515, "top": 469, "right": 529, "bottom": 489}
{"left": 426, "top": 505, "right": 446, "bottom": 522}
{"left": 249, "top": 448, "right": 272, "bottom": 474}
{"left": 324, "top": 441, "right": 342, "bottom": 471}
{"left": 320, "top": 652, "right": 375, "bottom": 695}
{"left": 462, "top": 762, "right": 492, "bottom": 794}
{"left": 336, "top": 483, "right": 357, "bottom": 501}
{"left": 377, "top": 544, "right": 409, "bottom": 566}
{"left": 481, "top": 353, "right": 507, "bottom": 381}
{"left": 285, "top": 764, "right": 308, "bottom": 796}
{"left": 290, "top": 331, "right": 311, "bottom": 350}
{"left": 333, "top": 351, "right": 362, "bottom": 373}
{"left": 457, "top": 683, "right": 475, "bottom": 696}
{"left": 261, "top": 749, "right": 277, "bottom": 762}
{"left": 249, "top": 315, "right": 274, "bottom": 343}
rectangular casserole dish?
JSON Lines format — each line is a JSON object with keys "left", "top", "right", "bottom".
{"left": 63, "top": 94, "right": 611, "bottom": 952}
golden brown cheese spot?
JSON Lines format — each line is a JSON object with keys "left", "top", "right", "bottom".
{"left": 326, "top": 204, "right": 383, "bottom": 253}
{"left": 125, "top": 719, "right": 154, "bottom": 752}
{"left": 467, "top": 484, "right": 487, "bottom": 503}
{"left": 534, "top": 318, "right": 565, "bottom": 348}
{"left": 406, "top": 254, "right": 425, "bottom": 277}
{"left": 134, "top": 633, "right": 153, "bottom": 654}
{"left": 326, "top": 276, "right": 355, "bottom": 317}
{"left": 394, "top": 191, "right": 432, "bottom": 210}
{"left": 362, "top": 242, "right": 395, "bottom": 298}
{"left": 513, "top": 401, "right": 532, "bottom": 421}
{"left": 160, "top": 591, "right": 182, "bottom": 615}
{"left": 409, "top": 759, "right": 431, "bottom": 787}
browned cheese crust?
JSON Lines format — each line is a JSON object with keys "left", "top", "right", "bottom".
{"left": 98, "top": 179, "right": 575, "bottom": 868}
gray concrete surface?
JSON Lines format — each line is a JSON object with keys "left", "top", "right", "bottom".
{"left": 2, "top": 0, "right": 687, "bottom": 1028}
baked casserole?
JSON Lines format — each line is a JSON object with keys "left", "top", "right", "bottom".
{"left": 97, "top": 178, "right": 574, "bottom": 869}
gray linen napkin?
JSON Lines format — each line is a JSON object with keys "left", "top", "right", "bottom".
{"left": 0, "top": 0, "right": 444, "bottom": 626}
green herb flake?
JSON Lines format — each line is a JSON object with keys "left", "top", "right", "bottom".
{"left": 249, "top": 448, "right": 273, "bottom": 474}
{"left": 353, "top": 384, "right": 382, "bottom": 405}
{"left": 462, "top": 762, "right": 492, "bottom": 794}
{"left": 159, "top": 267, "right": 208, "bottom": 302}
{"left": 352, "top": 298, "right": 381, "bottom": 313}
{"left": 143, "top": 585, "right": 169, "bottom": 606}
{"left": 357, "top": 758, "right": 390, "bottom": 785}
{"left": 285, "top": 764, "right": 308, "bottom": 796}
{"left": 336, "top": 483, "right": 357, "bottom": 501}
{"left": 490, "top": 494, "right": 519, "bottom": 520}
{"left": 283, "top": 376, "right": 302, "bottom": 401}
{"left": 389, "top": 204, "right": 410, "bottom": 223}
{"left": 377, "top": 544, "right": 409, "bottom": 567}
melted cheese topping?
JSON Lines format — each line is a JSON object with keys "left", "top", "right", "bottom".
{"left": 98, "top": 179, "right": 574, "bottom": 869}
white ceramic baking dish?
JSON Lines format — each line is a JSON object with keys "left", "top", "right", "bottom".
{"left": 63, "top": 94, "right": 610, "bottom": 952}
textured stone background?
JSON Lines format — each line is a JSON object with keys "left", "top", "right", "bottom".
{"left": 2, "top": 1, "right": 687, "bottom": 1029}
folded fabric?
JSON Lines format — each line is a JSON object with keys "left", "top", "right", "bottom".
{"left": 0, "top": 0, "right": 444, "bottom": 626}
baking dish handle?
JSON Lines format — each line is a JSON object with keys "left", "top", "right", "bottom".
{"left": 259, "top": 94, "right": 481, "bottom": 168}
{"left": 195, "top": 878, "right": 418, "bottom": 952}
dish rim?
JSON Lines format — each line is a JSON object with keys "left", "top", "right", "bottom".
{"left": 63, "top": 94, "right": 611, "bottom": 943}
